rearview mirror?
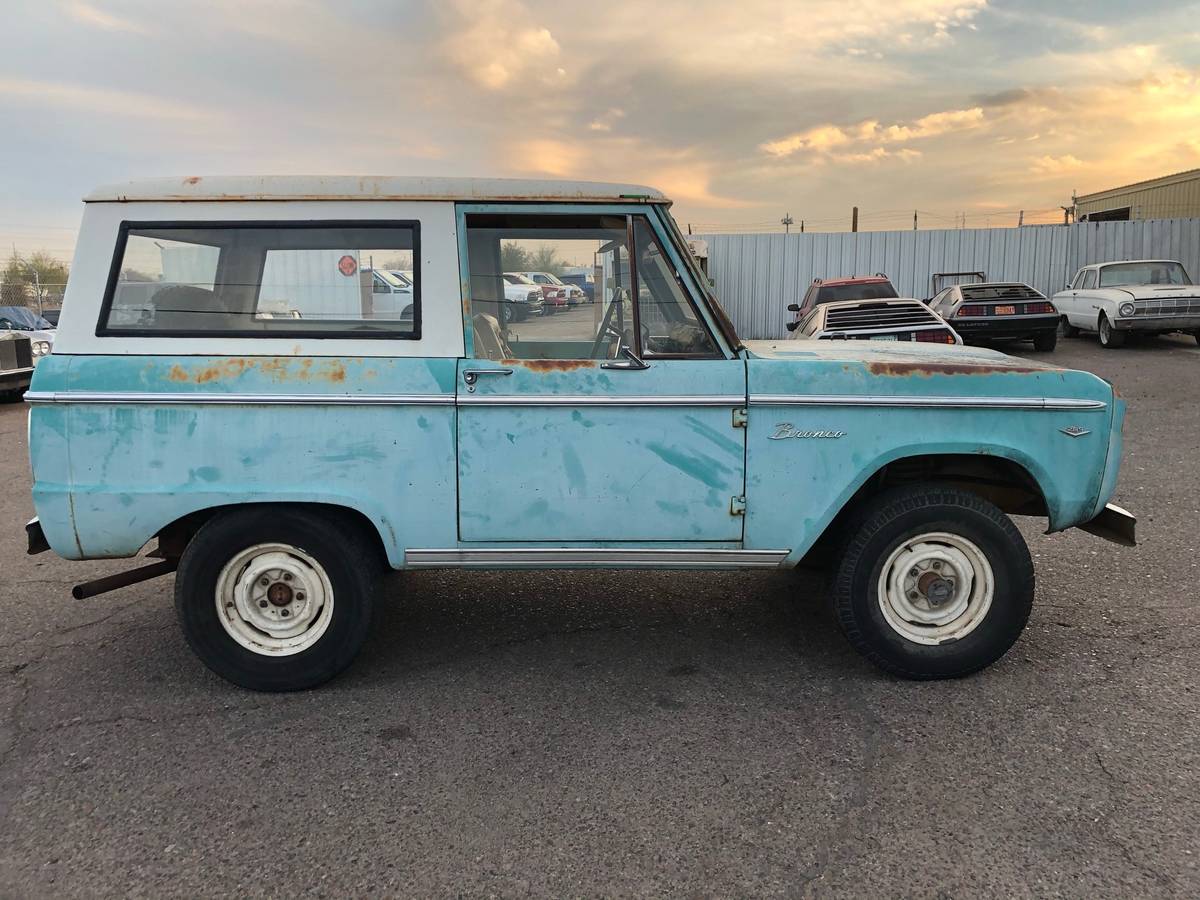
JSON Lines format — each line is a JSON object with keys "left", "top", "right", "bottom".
{"left": 785, "top": 320, "right": 800, "bottom": 332}
{"left": 787, "top": 303, "right": 800, "bottom": 312}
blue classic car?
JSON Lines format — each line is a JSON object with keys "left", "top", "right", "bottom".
{"left": 24, "top": 176, "right": 1134, "bottom": 691}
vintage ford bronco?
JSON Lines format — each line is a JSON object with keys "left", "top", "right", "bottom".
{"left": 24, "top": 176, "right": 1134, "bottom": 691}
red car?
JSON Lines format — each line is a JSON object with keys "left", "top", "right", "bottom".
{"left": 505, "top": 272, "right": 567, "bottom": 312}
{"left": 791, "top": 274, "right": 899, "bottom": 319}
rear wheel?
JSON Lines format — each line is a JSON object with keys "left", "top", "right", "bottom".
{"left": 175, "top": 507, "right": 378, "bottom": 691}
{"left": 1059, "top": 316, "right": 1080, "bottom": 338}
{"left": 1032, "top": 330, "right": 1057, "bottom": 352}
{"left": 1098, "top": 314, "right": 1125, "bottom": 349}
{"left": 1192, "top": 330, "right": 1200, "bottom": 346}
{"left": 832, "top": 485, "right": 1034, "bottom": 679}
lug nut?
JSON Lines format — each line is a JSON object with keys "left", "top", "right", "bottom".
{"left": 260, "top": 577, "right": 270, "bottom": 587}
{"left": 295, "top": 592, "right": 305, "bottom": 601}
{"left": 909, "top": 568, "right": 919, "bottom": 577}
{"left": 280, "top": 609, "right": 290, "bottom": 617}
{"left": 932, "top": 561, "right": 942, "bottom": 570}
{"left": 283, "top": 573, "right": 293, "bottom": 582}
{"left": 258, "top": 599, "right": 268, "bottom": 608}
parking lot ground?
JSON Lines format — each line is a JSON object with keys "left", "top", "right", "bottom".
{"left": 1, "top": 333, "right": 1198, "bottom": 897}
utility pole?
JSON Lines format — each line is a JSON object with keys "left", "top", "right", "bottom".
{"left": 1060, "top": 205, "right": 1072, "bottom": 225}
{"left": 781, "top": 213, "right": 794, "bottom": 235}
{"left": 851, "top": 207, "right": 859, "bottom": 233}
{"left": 913, "top": 210, "right": 918, "bottom": 231}
{"left": 1018, "top": 210, "right": 1024, "bottom": 227}
{"left": 800, "top": 220, "right": 805, "bottom": 234}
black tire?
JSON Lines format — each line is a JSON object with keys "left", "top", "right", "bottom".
{"left": 1192, "top": 330, "right": 1200, "bottom": 346}
{"left": 1059, "top": 316, "right": 1079, "bottom": 338}
{"left": 1032, "top": 330, "right": 1057, "bottom": 352}
{"left": 1098, "top": 314, "right": 1125, "bottom": 349}
{"left": 175, "top": 507, "right": 378, "bottom": 691}
{"left": 832, "top": 485, "right": 1034, "bottom": 680}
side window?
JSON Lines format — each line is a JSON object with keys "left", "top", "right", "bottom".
{"left": 1071, "top": 269, "right": 1086, "bottom": 289}
{"left": 1082, "top": 270, "right": 1097, "bottom": 290}
{"left": 462, "top": 213, "right": 718, "bottom": 361}
{"left": 631, "top": 218, "right": 719, "bottom": 357}
{"left": 100, "top": 222, "right": 419, "bottom": 336}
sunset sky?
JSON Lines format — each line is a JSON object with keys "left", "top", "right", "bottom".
{"left": 3, "top": 0, "right": 1200, "bottom": 260}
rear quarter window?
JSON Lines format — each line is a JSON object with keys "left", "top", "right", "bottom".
{"left": 98, "top": 221, "right": 420, "bottom": 338}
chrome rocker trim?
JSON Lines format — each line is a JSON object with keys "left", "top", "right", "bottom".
{"left": 404, "top": 548, "right": 791, "bottom": 568}
{"left": 456, "top": 394, "right": 744, "bottom": 407}
{"left": 24, "top": 391, "right": 456, "bottom": 406}
{"left": 748, "top": 394, "right": 1107, "bottom": 411}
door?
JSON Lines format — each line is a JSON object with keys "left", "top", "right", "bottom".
{"left": 455, "top": 209, "right": 746, "bottom": 542}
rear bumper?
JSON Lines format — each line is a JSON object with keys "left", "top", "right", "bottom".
{"left": 1113, "top": 315, "right": 1200, "bottom": 332}
{"left": 1077, "top": 503, "right": 1136, "bottom": 547}
{"left": 953, "top": 315, "right": 1059, "bottom": 341}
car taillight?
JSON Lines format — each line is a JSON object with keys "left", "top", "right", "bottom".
{"left": 915, "top": 330, "right": 957, "bottom": 343}
{"left": 1025, "top": 301, "right": 1055, "bottom": 314}
{"left": 957, "top": 305, "right": 986, "bottom": 317}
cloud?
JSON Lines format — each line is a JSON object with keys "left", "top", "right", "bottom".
{"left": 64, "top": 1, "right": 149, "bottom": 35}
{"left": 1030, "top": 154, "right": 1083, "bottom": 175}
{"left": 0, "top": 78, "right": 219, "bottom": 122}
{"left": 440, "top": 0, "right": 563, "bottom": 90}
{"left": 761, "top": 107, "right": 984, "bottom": 158}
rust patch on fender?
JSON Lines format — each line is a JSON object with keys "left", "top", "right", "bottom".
{"left": 163, "top": 356, "right": 347, "bottom": 384}
{"left": 867, "top": 361, "right": 1044, "bottom": 377}
{"left": 184, "top": 176, "right": 201, "bottom": 185}
{"left": 509, "top": 358, "right": 596, "bottom": 372}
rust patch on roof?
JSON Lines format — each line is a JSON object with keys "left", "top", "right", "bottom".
{"left": 510, "top": 358, "right": 596, "bottom": 372}
{"left": 867, "top": 361, "right": 1045, "bottom": 377}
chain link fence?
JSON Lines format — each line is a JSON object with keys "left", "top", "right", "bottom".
{"left": 0, "top": 280, "right": 67, "bottom": 317}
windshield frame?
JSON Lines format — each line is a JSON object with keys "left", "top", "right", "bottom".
{"left": 1098, "top": 261, "right": 1192, "bottom": 287}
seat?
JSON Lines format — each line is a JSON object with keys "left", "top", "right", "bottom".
{"left": 472, "top": 313, "right": 513, "bottom": 360}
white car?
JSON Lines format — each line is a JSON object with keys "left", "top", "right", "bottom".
{"left": 788, "top": 297, "right": 961, "bottom": 344}
{"left": 521, "top": 271, "right": 586, "bottom": 306}
{"left": 1054, "top": 260, "right": 1200, "bottom": 348}
{"left": 501, "top": 277, "right": 544, "bottom": 321}
{"left": 0, "top": 306, "right": 54, "bottom": 358}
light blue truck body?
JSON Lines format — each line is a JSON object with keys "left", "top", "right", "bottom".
{"left": 27, "top": 193, "right": 1125, "bottom": 570}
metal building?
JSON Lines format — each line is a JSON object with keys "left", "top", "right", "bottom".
{"left": 1074, "top": 168, "right": 1200, "bottom": 222}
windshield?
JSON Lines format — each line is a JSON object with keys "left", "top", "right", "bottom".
{"left": 815, "top": 283, "right": 899, "bottom": 304}
{"left": 1098, "top": 262, "right": 1191, "bottom": 287}
{"left": 372, "top": 270, "right": 408, "bottom": 289}
{"left": 534, "top": 272, "right": 565, "bottom": 285}
{"left": 503, "top": 273, "right": 534, "bottom": 285}
{"left": 657, "top": 208, "right": 742, "bottom": 351}
{"left": 387, "top": 270, "right": 413, "bottom": 288}
{"left": 0, "top": 306, "right": 52, "bottom": 330}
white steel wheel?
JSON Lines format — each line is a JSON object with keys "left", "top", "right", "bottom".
{"left": 215, "top": 543, "right": 335, "bottom": 656}
{"left": 876, "top": 531, "right": 994, "bottom": 645}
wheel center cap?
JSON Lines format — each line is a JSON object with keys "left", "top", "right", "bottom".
{"left": 923, "top": 577, "right": 954, "bottom": 607}
{"left": 267, "top": 582, "right": 294, "bottom": 606}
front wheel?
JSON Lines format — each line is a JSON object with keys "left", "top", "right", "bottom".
{"left": 832, "top": 485, "right": 1034, "bottom": 679}
{"left": 1059, "top": 316, "right": 1080, "bottom": 338}
{"left": 175, "top": 507, "right": 378, "bottom": 691}
{"left": 1098, "top": 314, "right": 1125, "bottom": 349}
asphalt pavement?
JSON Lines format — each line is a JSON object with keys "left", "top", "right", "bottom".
{"left": 1, "top": 333, "right": 1197, "bottom": 897}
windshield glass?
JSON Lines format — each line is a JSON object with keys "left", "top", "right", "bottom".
{"left": 503, "top": 273, "right": 534, "bottom": 285}
{"left": 0, "top": 306, "right": 52, "bottom": 330}
{"left": 1099, "top": 262, "right": 1191, "bottom": 287}
{"left": 815, "top": 283, "right": 899, "bottom": 304}
{"left": 372, "top": 270, "right": 408, "bottom": 289}
{"left": 658, "top": 208, "right": 742, "bottom": 350}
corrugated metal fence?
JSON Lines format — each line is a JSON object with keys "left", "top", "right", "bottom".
{"left": 699, "top": 217, "right": 1200, "bottom": 339}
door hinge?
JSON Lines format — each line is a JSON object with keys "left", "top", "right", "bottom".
{"left": 732, "top": 407, "right": 748, "bottom": 428}
{"left": 730, "top": 495, "right": 746, "bottom": 516}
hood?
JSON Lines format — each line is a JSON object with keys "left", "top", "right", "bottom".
{"left": 1106, "top": 285, "right": 1200, "bottom": 299}
{"left": 743, "top": 338, "right": 1062, "bottom": 372}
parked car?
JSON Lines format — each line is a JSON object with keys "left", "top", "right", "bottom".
{"left": 1053, "top": 260, "right": 1200, "bottom": 349}
{"left": 789, "top": 297, "right": 961, "bottom": 344}
{"left": 521, "top": 271, "right": 586, "bottom": 306}
{"left": 24, "top": 175, "right": 1132, "bottom": 692}
{"left": 795, "top": 274, "right": 899, "bottom": 315}
{"left": 928, "top": 283, "right": 1059, "bottom": 351}
{"left": 0, "top": 330, "right": 35, "bottom": 400}
{"left": 559, "top": 270, "right": 596, "bottom": 302}
{"left": 505, "top": 272, "right": 566, "bottom": 312}
{"left": 501, "top": 275, "right": 545, "bottom": 321}
{"left": 0, "top": 306, "right": 55, "bottom": 357}
{"left": 363, "top": 268, "right": 413, "bottom": 319}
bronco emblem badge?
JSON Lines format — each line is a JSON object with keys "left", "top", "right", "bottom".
{"left": 769, "top": 423, "right": 846, "bottom": 440}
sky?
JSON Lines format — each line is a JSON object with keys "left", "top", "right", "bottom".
{"left": 2, "top": 0, "right": 1200, "bottom": 262}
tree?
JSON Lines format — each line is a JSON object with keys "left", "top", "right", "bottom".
{"left": 500, "top": 241, "right": 530, "bottom": 272}
{"left": 526, "top": 244, "right": 565, "bottom": 275}
{"left": 2, "top": 251, "right": 70, "bottom": 305}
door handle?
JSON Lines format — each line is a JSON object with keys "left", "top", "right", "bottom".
{"left": 463, "top": 367, "right": 513, "bottom": 387}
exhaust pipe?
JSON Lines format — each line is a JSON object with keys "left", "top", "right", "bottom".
{"left": 72, "top": 559, "right": 178, "bottom": 600}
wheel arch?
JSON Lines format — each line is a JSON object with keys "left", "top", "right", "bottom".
{"left": 154, "top": 501, "right": 391, "bottom": 570}
{"left": 794, "top": 448, "right": 1051, "bottom": 567}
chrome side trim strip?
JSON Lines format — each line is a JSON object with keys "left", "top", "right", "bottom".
{"left": 404, "top": 548, "right": 790, "bottom": 568}
{"left": 23, "top": 391, "right": 456, "bottom": 406}
{"left": 456, "top": 394, "right": 744, "bottom": 407}
{"left": 748, "top": 394, "right": 1107, "bottom": 411}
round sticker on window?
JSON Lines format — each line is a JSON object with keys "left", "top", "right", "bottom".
{"left": 337, "top": 255, "right": 358, "bottom": 276}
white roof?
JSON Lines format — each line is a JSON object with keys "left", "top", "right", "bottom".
{"left": 84, "top": 175, "right": 668, "bottom": 204}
